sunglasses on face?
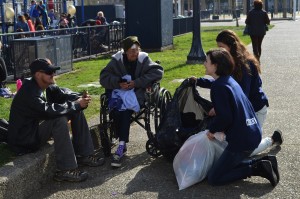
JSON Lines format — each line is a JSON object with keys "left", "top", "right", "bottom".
{"left": 38, "top": 70, "right": 55, "bottom": 75}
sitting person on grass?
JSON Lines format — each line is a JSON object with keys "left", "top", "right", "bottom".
{"left": 8, "top": 58, "right": 105, "bottom": 182}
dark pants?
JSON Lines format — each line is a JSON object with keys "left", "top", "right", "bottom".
{"left": 250, "top": 35, "right": 265, "bottom": 60}
{"left": 38, "top": 111, "right": 94, "bottom": 171}
{"left": 207, "top": 148, "right": 253, "bottom": 186}
{"left": 112, "top": 110, "right": 133, "bottom": 143}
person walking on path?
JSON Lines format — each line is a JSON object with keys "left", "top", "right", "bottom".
{"left": 8, "top": 58, "right": 105, "bottom": 182}
{"left": 245, "top": 0, "right": 270, "bottom": 61}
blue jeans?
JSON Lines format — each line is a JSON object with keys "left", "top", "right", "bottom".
{"left": 207, "top": 148, "right": 253, "bottom": 186}
{"left": 38, "top": 111, "right": 95, "bottom": 170}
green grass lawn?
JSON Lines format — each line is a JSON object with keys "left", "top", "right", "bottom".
{"left": 0, "top": 26, "right": 250, "bottom": 166}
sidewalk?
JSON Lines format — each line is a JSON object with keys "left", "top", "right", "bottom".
{"left": 3, "top": 19, "right": 300, "bottom": 199}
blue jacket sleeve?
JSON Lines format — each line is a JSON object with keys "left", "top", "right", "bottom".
{"left": 209, "top": 84, "right": 233, "bottom": 133}
{"left": 196, "top": 77, "right": 214, "bottom": 88}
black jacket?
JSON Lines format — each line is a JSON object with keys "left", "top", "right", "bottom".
{"left": 245, "top": 8, "right": 270, "bottom": 36}
{"left": 8, "top": 78, "right": 81, "bottom": 154}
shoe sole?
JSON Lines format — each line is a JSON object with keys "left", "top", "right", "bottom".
{"left": 262, "top": 161, "right": 278, "bottom": 187}
{"left": 111, "top": 162, "right": 121, "bottom": 167}
{"left": 53, "top": 176, "right": 88, "bottom": 182}
{"left": 268, "top": 156, "right": 280, "bottom": 182}
{"left": 273, "top": 129, "right": 284, "bottom": 145}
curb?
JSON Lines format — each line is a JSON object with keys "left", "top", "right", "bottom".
{"left": 0, "top": 143, "right": 55, "bottom": 199}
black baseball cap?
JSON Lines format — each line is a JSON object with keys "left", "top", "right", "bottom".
{"left": 29, "top": 58, "right": 60, "bottom": 74}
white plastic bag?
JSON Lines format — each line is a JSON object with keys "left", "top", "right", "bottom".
{"left": 173, "top": 130, "right": 227, "bottom": 190}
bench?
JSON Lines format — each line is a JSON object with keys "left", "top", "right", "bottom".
{"left": 0, "top": 142, "right": 55, "bottom": 199}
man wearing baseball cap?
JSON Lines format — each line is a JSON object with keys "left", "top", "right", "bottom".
{"left": 8, "top": 58, "right": 105, "bottom": 182}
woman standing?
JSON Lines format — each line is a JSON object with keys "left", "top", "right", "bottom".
{"left": 24, "top": 13, "right": 35, "bottom": 32}
{"left": 202, "top": 48, "right": 278, "bottom": 187}
{"left": 245, "top": 0, "right": 270, "bottom": 61}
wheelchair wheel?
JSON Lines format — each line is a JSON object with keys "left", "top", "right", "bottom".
{"left": 146, "top": 139, "right": 161, "bottom": 157}
{"left": 99, "top": 93, "right": 117, "bottom": 157}
{"left": 154, "top": 88, "right": 172, "bottom": 132}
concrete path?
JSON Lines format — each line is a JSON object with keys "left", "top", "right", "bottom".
{"left": 27, "top": 19, "right": 300, "bottom": 199}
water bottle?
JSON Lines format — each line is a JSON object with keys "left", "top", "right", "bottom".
{"left": 83, "top": 90, "right": 88, "bottom": 98}
{"left": 16, "top": 79, "right": 22, "bottom": 91}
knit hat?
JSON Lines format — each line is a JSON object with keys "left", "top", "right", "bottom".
{"left": 122, "top": 36, "right": 141, "bottom": 52}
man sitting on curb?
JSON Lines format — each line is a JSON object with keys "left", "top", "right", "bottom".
{"left": 7, "top": 58, "right": 105, "bottom": 182}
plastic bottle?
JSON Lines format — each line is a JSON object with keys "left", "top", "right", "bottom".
{"left": 83, "top": 90, "right": 88, "bottom": 98}
{"left": 16, "top": 79, "right": 22, "bottom": 91}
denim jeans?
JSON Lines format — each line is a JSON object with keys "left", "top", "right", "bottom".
{"left": 38, "top": 111, "right": 94, "bottom": 170}
{"left": 207, "top": 148, "right": 253, "bottom": 186}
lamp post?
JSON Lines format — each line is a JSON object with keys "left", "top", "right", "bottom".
{"left": 246, "top": 0, "right": 250, "bottom": 13}
{"left": 186, "top": 0, "right": 206, "bottom": 64}
{"left": 67, "top": 4, "right": 76, "bottom": 17}
{"left": 1, "top": 3, "right": 15, "bottom": 34}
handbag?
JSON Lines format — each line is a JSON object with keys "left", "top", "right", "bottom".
{"left": 243, "top": 25, "right": 249, "bottom": 35}
{"left": 265, "top": 25, "right": 269, "bottom": 31}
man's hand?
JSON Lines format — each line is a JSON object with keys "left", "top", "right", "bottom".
{"left": 77, "top": 95, "right": 91, "bottom": 109}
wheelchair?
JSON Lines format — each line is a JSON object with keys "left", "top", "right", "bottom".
{"left": 98, "top": 82, "right": 172, "bottom": 158}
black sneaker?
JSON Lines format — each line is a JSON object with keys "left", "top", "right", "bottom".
{"left": 264, "top": 155, "right": 280, "bottom": 183}
{"left": 111, "top": 153, "right": 122, "bottom": 167}
{"left": 77, "top": 155, "right": 105, "bottom": 167}
{"left": 53, "top": 169, "right": 88, "bottom": 182}
{"left": 272, "top": 130, "right": 283, "bottom": 145}
{"left": 252, "top": 160, "right": 278, "bottom": 187}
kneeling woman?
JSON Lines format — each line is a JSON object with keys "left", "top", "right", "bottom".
{"left": 204, "top": 48, "right": 278, "bottom": 187}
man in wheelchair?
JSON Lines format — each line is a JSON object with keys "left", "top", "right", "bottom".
{"left": 100, "top": 36, "right": 164, "bottom": 167}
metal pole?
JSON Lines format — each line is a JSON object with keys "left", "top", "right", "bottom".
{"left": 0, "top": 0, "right": 5, "bottom": 34}
{"left": 63, "top": 0, "right": 67, "bottom": 13}
{"left": 293, "top": 0, "right": 296, "bottom": 20}
{"left": 186, "top": 0, "right": 206, "bottom": 64}
{"left": 24, "top": 0, "right": 27, "bottom": 14}
{"left": 12, "top": 0, "right": 16, "bottom": 32}
{"left": 81, "top": 0, "right": 84, "bottom": 24}
{"left": 247, "top": 0, "right": 250, "bottom": 14}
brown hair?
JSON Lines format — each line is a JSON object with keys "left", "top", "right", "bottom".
{"left": 17, "top": 15, "right": 26, "bottom": 23}
{"left": 206, "top": 48, "right": 234, "bottom": 77}
{"left": 254, "top": 0, "right": 263, "bottom": 10}
{"left": 216, "top": 29, "right": 261, "bottom": 81}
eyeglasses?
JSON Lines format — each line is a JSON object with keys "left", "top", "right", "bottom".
{"left": 38, "top": 70, "right": 55, "bottom": 75}
{"left": 126, "top": 48, "right": 140, "bottom": 55}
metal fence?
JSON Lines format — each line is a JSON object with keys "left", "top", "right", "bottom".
{"left": 0, "top": 24, "right": 125, "bottom": 79}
